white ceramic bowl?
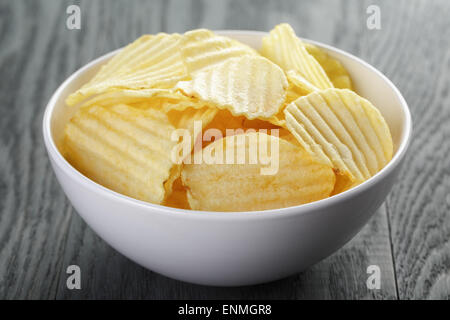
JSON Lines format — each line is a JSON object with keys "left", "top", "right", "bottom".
{"left": 43, "top": 31, "right": 412, "bottom": 286}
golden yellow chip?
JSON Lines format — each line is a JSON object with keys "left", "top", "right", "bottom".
{"left": 66, "top": 33, "right": 187, "bottom": 106}
{"left": 63, "top": 104, "right": 178, "bottom": 204}
{"left": 77, "top": 88, "right": 182, "bottom": 110}
{"left": 77, "top": 85, "right": 204, "bottom": 114}
{"left": 159, "top": 92, "right": 206, "bottom": 113}
{"left": 261, "top": 23, "right": 333, "bottom": 90}
{"left": 181, "top": 132, "right": 335, "bottom": 211}
{"left": 180, "top": 29, "right": 258, "bottom": 75}
{"left": 176, "top": 56, "right": 288, "bottom": 119}
{"left": 284, "top": 88, "right": 393, "bottom": 186}
{"left": 304, "top": 43, "right": 353, "bottom": 90}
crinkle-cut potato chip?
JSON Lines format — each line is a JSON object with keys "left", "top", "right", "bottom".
{"left": 304, "top": 43, "right": 353, "bottom": 90}
{"left": 78, "top": 88, "right": 181, "bottom": 109}
{"left": 66, "top": 33, "right": 187, "bottom": 106}
{"left": 284, "top": 88, "right": 393, "bottom": 187}
{"left": 180, "top": 29, "right": 259, "bottom": 75}
{"left": 181, "top": 132, "right": 335, "bottom": 211}
{"left": 63, "top": 104, "right": 178, "bottom": 204}
{"left": 176, "top": 56, "right": 288, "bottom": 120}
{"left": 261, "top": 23, "right": 333, "bottom": 90}
{"left": 159, "top": 92, "right": 207, "bottom": 113}
{"left": 163, "top": 177, "right": 191, "bottom": 209}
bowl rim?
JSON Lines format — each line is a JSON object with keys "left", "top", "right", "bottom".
{"left": 42, "top": 30, "right": 412, "bottom": 221}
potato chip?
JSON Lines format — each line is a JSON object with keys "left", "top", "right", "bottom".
{"left": 159, "top": 92, "right": 206, "bottom": 113}
{"left": 176, "top": 56, "right": 288, "bottom": 119}
{"left": 180, "top": 29, "right": 258, "bottom": 75}
{"left": 77, "top": 84, "right": 205, "bottom": 114}
{"left": 284, "top": 88, "right": 393, "bottom": 186}
{"left": 304, "top": 43, "right": 353, "bottom": 90}
{"left": 66, "top": 33, "right": 187, "bottom": 106}
{"left": 181, "top": 132, "right": 335, "bottom": 211}
{"left": 261, "top": 23, "right": 333, "bottom": 90}
{"left": 63, "top": 104, "right": 178, "bottom": 204}
{"left": 77, "top": 88, "right": 181, "bottom": 110}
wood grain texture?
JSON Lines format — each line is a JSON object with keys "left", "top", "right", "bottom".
{"left": 361, "top": 0, "right": 450, "bottom": 300}
{"left": 0, "top": 0, "right": 448, "bottom": 299}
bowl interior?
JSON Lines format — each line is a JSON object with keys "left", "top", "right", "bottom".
{"left": 46, "top": 31, "right": 411, "bottom": 205}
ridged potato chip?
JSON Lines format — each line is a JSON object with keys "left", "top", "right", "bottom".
{"left": 181, "top": 132, "right": 335, "bottom": 211}
{"left": 63, "top": 104, "right": 178, "bottom": 204}
{"left": 261, "top": 23, "right": 333, "bottom": 90}
{"left": 78, "top": 88, "right": 181, "bottom": 110}
{"left": 66, "top": 33, "right": 187, "bottom": 106}
{"left": 305, "top": 43, "right": 353, "bottom": 90}
{"left": 176, "top": 56, "right": 288, "bottom": 119}
{"left": 284, "top": 88, "right": 393, "bottom": 188}
{"left": 180, "top": 29, "right": 258, "bottom": 75}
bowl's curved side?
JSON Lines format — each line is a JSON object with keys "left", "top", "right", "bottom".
{"left": 42, "top": 31, "right": 412, "bottom": 286}
{"left": 48, "top": 150, "right": 402, "bottom": 286}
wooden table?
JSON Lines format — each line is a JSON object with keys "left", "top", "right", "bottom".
{"left": 0, "top": 0, "right": 449, "bottom": 299}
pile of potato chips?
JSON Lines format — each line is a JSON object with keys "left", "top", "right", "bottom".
{"left": 63, "top": 23, "right": 393, "bottom": 212}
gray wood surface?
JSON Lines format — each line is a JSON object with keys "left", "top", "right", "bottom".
{"left": 0, "top": 0, "right": 448, "bottom": 299}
